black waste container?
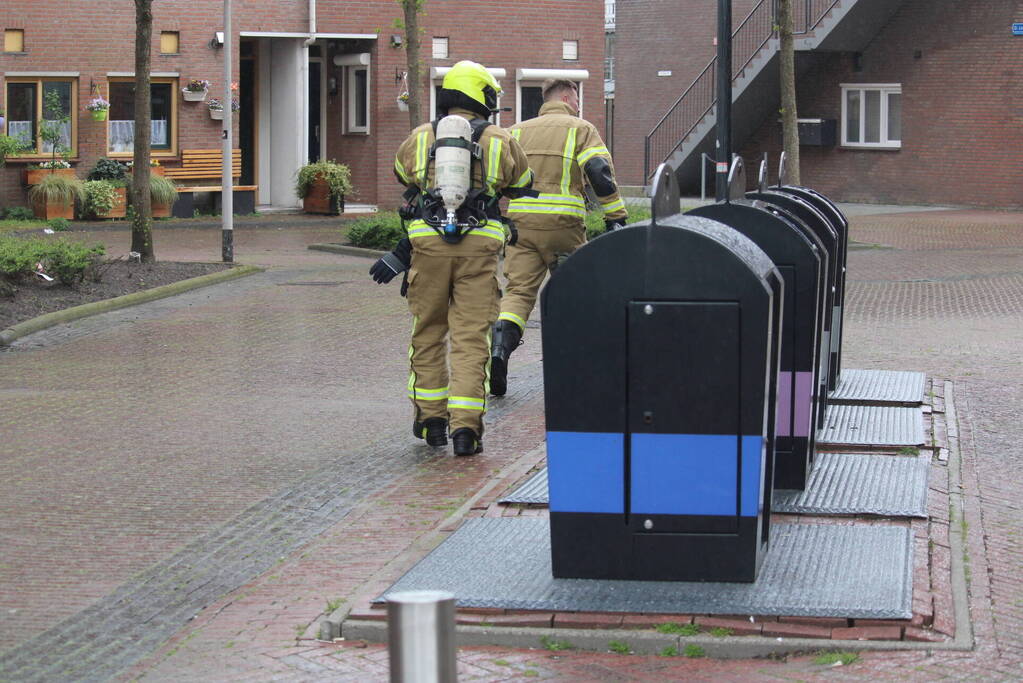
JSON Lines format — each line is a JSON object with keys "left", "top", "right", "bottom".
{"left": 689, "top": 200, "right": 824, "bottom": 491}
{"left": 541, "top": 214, "right": 783, "bottom": 582}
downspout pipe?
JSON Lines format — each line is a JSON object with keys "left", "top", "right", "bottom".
{"left": 301, "top": 0, "right": 316, "bottom": 163}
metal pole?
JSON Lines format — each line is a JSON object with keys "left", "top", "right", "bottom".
{"left": 714, "top": 0, "right": 732, "bottom": 202}
{"left": 387, "top": 590, "right": 456, "bottom": 683}
{"left": 221, "top": 0, "right": 234, "bottom": 262}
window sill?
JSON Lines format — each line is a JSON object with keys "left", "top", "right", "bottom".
{"left": 3, "top": 157, "right": 80, "bottom": 165}
{"left": 839, "top": 144, "right": 901, "bottom": 151}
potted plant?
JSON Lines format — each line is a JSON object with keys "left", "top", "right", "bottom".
{"left": 148, "top": 174, "right": 179, "bottom": 218}
{"left": 85, "top": 96, "right": 110, "bottom": 121}
{"left": 207, "top": 97, "right": 239, "bottom": 121}
{"left": 397, "top": 91, "right": 410, "bottom": 112}
{"left": 296, "top": 160, "right": 353, "bottom": 215}
{"left": 28, "top": 172, "right": 85, "bottom": 220}
{"left": 25, "top": 91, "right": 75, "bottom": 185}
{"left": 182, "top": 79, "right": 210, "bottom": 102}
{"left": 85, "top": 158, "right": 129, "bottom": 218}
{"left": 126, "top": 158, "right": 164, "bottom": 177}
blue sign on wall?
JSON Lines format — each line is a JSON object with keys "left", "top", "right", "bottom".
{"left": 1013, "top": 22, "right": 1023, "bottom": 35}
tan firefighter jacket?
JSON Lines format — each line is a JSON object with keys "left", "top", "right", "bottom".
{"left": 506, "top": 100, "right": 627, "bottom": 230}
{"left": 393, "top": 107, "right": 532, "bottom": 257}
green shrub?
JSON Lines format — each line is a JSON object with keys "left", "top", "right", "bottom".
{"left": 27, "top": 173, "right": 86, "bottom": 207}
{"left": 48, "top": 217, "right": 71, "bottom": 232}
{"left": 0, "top": 134, "right": 27, "bottom": 166}
{"left": 87, "top": 158, "right": 129, "bottom": 182}
{"left": 3, "top": 207, "right": 35, "bottom": 221}
{"left": 584, "top": 205, "right": 650, "bottom": 240}
{"left": 0, "top": 235, "right": 103, "bottom": 285}
{"left": 346, "top": 211, "right": 406, "bottom": 250}
{"left": 149, "top": 174, "right": 179, "bottom": 206}
{"left": 83, "top": 180, "right": 117, "bottom": 217}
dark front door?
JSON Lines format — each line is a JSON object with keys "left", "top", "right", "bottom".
{"left": 239, "top": 41, "right": 256, "bottom": 186}
{"left": 308, "top": 61, "right": 321, "bottom": 162}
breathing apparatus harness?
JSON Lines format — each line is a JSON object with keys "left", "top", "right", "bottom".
{"left": 399, "top": 115, "right": 522, "bottom": 246}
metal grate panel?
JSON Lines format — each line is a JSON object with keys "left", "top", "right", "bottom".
{"left": 376, "top": 518, "right": 913, "bottom": 619}
{"left": 499, "top": 469, "right": 548, "bottom": 505}
{"left": 773, "top": 453, "right": 929, "bottom": 517}
{"left": 818, "top": 404, "right": 924, "bottom": 448}
{"left": 829, "top": 369, "right": 926, "bottom": 405}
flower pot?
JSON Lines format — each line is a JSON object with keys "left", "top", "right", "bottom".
{"left": 31, "top": 195, "right": 75, "bottom": 221}
{"left": 91, "top": 109, "right": 108, "bottom": 121}
{"left": 209, "top": 108, "right": 223, "bottom": 120}
{"left": 397, "top": 98, "right": 409, "bottom": 112}
{"left": 24, "top": 167, "right": 76, "bottom": 185}
{"left": 301, "top": 176, "right": 344, "bottom": 215}
{"left": 93, "top": 186, "right": 127, "bottom": 219}
{"left": 152, "top": 200, "right": 172, "bottom": 218}
{"left": 182, "top": 89, "right": 208, "bottom": 102}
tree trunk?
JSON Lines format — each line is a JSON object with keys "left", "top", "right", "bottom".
{"left": 778, "top": 0, "right": 801, "bottom": 185}
{"left": 131, "top": 0, "right": 155, "bottom": 262}
{"left": 402, "top": 0, "right": 423, "bottom": 128}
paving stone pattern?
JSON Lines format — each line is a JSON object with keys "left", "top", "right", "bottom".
{"left": 2, "top": 210, "right": 1022, "bottom": 681}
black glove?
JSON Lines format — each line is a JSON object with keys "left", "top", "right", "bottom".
{"left": 604, "top": 219, "right": 626, "bottom": 232}
{"left": 370, "top": 238, "right": 412, "bottom": 284}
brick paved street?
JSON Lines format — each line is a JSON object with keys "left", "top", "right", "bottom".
{"left": 0, "top": 208, "right": 1021, "bottom": 681}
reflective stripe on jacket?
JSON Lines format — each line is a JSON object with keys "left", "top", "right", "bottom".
{"left": 506, "top": 100, "right": 627, "bottom": 230}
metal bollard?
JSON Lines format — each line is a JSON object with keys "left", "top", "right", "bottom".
{"left": 387, "top": 590, "right": 457, "bottom": 683}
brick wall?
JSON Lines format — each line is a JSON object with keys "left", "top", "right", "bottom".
{"left": 613, "top": 0, "right": 758, "bottom": 186}
{"left": 1, "top": 0, "right": 603, "bottom": 210}
{"left": 739, "top": 0, "right": 1023, "bottom": 208}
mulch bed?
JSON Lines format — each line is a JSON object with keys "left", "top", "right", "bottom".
{"left": 0, "top": 260, "right": 230, "bottom": 331}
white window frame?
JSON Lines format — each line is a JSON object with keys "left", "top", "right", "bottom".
{"left": 562, "top": 40, "right": 578, "bottom": 61}
{"left": 346, "top": 64, "right": 370, "bottom": 134}
{"left": 429, "top": 66, "right": 506, "bottom": 125}
{"left": 432, "top": 37, "right": 448, "bottom": 60}
{"left": 840, "top": 83, "right": 901, "bottom": 149}
{"left": 514, "top": 68, "right": 589, "bottom": 123}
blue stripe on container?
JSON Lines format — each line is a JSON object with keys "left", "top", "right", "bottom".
{"left": 546, "top": 432, "right": 623, "bottom": 513}
{"left": 741, "top": 435, "right": 765, "bottom": 517}
{"left": 630, "top": 433, "right": 738, "bottom": 516}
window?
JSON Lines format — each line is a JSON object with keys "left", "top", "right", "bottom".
{"left": 562, "top": 40, "right": 578, "bottom": 61}
{"left": 432, "top": 37, "right": 448, "bottom": 60}
{"left": 107, "top": 77, "right": 177, "bottom": 155}
{"left": 841, "top": 83, "right": 901, "bottom": 148}
{"left": 160, "top": 31, "right": 180, "bottom": 55}
{"left": 346, "top": 66, "right": 369, "bottom": 133}
{"left": 4, "top": 29, "right": 24, "bottom": 53}
{"left": 4, "top": 77, "right": 77, "bottom": 157}
{"left": 517, "top": 82, "right": 583, "bottom": 122}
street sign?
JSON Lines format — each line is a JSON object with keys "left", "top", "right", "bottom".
{"left": 1013, "top": 22, "right": 1023, "bottom": 35}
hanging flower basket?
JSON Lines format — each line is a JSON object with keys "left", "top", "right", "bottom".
{"left": 397, "top": 97, "right": 409, "bottom": 112}
{"left": 182, "top": 79, "right": 211, "bottom": 102}
{"left": 91, "top": 109, "right": 108, "bottom": 121}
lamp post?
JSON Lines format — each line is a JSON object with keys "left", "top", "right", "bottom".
{"left": 715, "top": 0, "right": 732, "bottom": 202}
{"left": 221, "top": 0, "right": 234, "bottom": 262}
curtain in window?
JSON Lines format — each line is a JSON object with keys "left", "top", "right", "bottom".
{"left": 108, "top": 120, "right": 169, "bottom": 153}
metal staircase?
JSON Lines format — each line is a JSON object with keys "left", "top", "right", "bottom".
{"left": 643, "top": 0, "right": 905, "bottom": 192}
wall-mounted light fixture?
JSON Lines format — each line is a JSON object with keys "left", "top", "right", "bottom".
{"left": 209, "top": 31, "right": 224, "bottom": 49}
{"left": 390, "top": 34, "right": 403, "bottom": 48}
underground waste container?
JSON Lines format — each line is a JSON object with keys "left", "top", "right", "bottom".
{"left": 541, "top": 213, "right": 783, "bottom": 582}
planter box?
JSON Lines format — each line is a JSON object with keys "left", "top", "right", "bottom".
{"left": 152, "top": 200, "right": 172, "bottom": 218}
{"left": 302, "top": 176, "right": 344, "bottom": 215}
{"left": 182, "top": 89, "right": 208, "bottom": 102}
{"left": 93, "top": 186, "right": 127, "bottom": 219}
{"left": 24, "top": 167, "right": 76, "bottom": 185}
{"left": 129, "top": 166, "right": 166, "bottom": 177}
{"left": 209, "top": 109, "right": 224, "bottom": 120}
{"left": 31, "top": 196, "right": 75, "bottom": 221}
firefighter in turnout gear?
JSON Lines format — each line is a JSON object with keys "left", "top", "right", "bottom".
{"left": 490, "top": 79, "right": 627, "bottom": 396}
{"left": 370, "top": 60, "right": 532, "bottom": 456}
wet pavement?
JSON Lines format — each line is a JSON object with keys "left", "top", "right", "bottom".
{"left": 0, "top": 207, "right": 1021, "bottom": 681}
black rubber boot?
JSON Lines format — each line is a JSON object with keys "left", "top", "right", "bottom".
{"left": 451, "top": 428, "right": 483, "bottom": 456}
{"left": 489, "top": 320, "right": 522, "bottom": 397}
{"left": 413, "top": 417, "right": 448, "bottom": 447}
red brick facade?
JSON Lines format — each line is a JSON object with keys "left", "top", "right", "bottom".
{"left": 1, "top": 1, "right": 604, "bottom": 211}
{"left": 615, "top": 0, "right": 1023, "bottom": 208}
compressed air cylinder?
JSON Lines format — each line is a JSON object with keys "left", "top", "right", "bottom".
{"left": 434, "top": 115, "right": 472, "bottom": 222}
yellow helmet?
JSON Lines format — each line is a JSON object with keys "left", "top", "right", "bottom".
{"left": 439, "top": 60, "right": 501, "bottom": 117}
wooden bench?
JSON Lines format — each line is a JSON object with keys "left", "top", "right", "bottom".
{"left": 164, "top": 149, "right": 257, "bottom": 217}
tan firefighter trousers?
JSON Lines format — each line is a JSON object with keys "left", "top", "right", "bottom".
{"left": 406, "top": 253, "right": 501, "bottom": 436}
{"left": 498, "top": 225, "right": 586, "bottom": 332}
